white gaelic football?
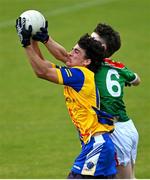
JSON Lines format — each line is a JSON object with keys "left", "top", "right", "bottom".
{"left": 20, "top": 10, "right": 45, "bottom": 35}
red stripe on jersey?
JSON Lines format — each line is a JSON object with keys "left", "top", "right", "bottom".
{"left": 80, "top": 133, "right": 90, "bottom": 137}
{"left": 104, "top": 58, "right": 125, "bottom": 69}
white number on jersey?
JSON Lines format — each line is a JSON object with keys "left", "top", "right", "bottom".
{"left": 106, "top": 69, "right": 121, "bottom": 97}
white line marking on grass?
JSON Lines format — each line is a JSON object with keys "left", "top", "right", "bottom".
{"left": 0, "top": 0, "right": 117, "bottom": 29}
{"left": 46, "top": 0, "right": 117, "bottom": 16}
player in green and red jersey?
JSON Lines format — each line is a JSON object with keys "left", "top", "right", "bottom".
{"left": 91, "top": 23, "right": 141, "bottom": 179}
{"left": 28, "top": 21, "right": 141, "bottom": 179}
{"left": 95, "top": 58, "right": 138, "bottom": 122}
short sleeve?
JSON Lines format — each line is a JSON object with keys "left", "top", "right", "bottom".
{"left": 120, "top": 67, "right": 136, "bottom": 83}
{"left": 57, "top": 67, "right": 85, "bottom": 92}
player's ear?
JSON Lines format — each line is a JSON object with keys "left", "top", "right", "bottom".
{"left": 84, "top": 58, "right": 91, "bottom": 66}
{"left": 102, "top": 43, "right": 107, "bottom": 51}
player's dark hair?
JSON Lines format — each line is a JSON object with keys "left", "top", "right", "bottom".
{"left": 93, "top": 23, "right": 121, "bottom": 57}
{"left": 78, "top": 33, "right": 105, "bottom": 73}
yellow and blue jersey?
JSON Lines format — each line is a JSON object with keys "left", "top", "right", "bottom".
{"left": 54, "top": 65, "right": 114, "bottom": 144}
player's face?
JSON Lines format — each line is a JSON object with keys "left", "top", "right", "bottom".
{"left": 66, "top": 44, "right": 90, "bottom": 67}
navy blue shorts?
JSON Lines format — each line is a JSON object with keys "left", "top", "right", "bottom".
{"left": 71, "top": 133, "right": 117, "bottom": 177}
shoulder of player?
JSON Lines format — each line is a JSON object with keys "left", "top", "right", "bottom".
{"left": 104, "top": 58, "right": 125, "bottom": 69}
{"left": 58, "top": 66, "right": 94, "bottom": 79}
{"left": 72, "top": 66, "right": 93, "bottom": 73}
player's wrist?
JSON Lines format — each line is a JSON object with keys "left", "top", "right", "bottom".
{"left": 43, "top": 36, "right": 49, "bottom": 44}
{"left": 22, "top": 41, "right": 31, "bottom": 47}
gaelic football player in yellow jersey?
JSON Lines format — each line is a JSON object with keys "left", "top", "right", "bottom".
{"left": 29, "top": 21, "right": 141, "bottom": 179}
{"left": 16, "top": 17, "right": 117, "bottom": 179}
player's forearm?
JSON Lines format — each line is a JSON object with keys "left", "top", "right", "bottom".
{"left": 24, "top": 45, "right": 59, "bottom": 83}
{"left": 31, "top": 40, "right": 44, "bottom": 59}
{"left": 25, "top": 45, "right": 53, "bottom": 77}
{"left": 31, "top": 40, "right": 53, "bottom": 68}
{"left": 45, "top": 36, "right": 68, "bottom": 63}
{"left": 131, "top": 73, "right": 141, "bottom": 86}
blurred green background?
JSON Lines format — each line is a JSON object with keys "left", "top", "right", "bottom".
{"left": 0, "top": 0, "right": 149, "bottom": 178}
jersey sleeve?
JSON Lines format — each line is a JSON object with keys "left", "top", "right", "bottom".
{"left": 120, "top": 66, "right": 137, "bottom": 83}
{"left": 104, "top": 58, "right": 137, "bottom": 83}
{"left": 55, "top": 67, "right": 85, "bottom": 92}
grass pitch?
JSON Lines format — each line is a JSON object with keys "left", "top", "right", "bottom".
{"left": 0, "top": 0, "right": 149, "bottom": 178}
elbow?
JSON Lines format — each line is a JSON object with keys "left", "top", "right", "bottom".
{"left": 32, "top": 66, "right": 57, "bottom": 83}
{"left": 133, "top": 78, "right": 141, "bottom": 86}
{"left": 132, "top": 75, "right": 141, "bottom": 86}
{"left": 34, "top": 69, "right": 48, "bottom": 80}
{"left": 36, "top": 73, "right": 45, "bottom": 79}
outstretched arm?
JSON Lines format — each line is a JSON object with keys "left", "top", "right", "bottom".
{"left": 25, "top": 45, "right": 59, "bottom": 83}
{"left": 32, "top": 20, "right": 68, "bottom": 63}
{"left": 45, "top": 36, "right": 68, "bottom": 63}
{"left": 31, "top": 40, "right": 44, "bottom": 59}
{"left": 31, "top": 40, "right": 52, "bottom": 68}
{"left": 16, "top": 17, "right": 59, "bottom": 84}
